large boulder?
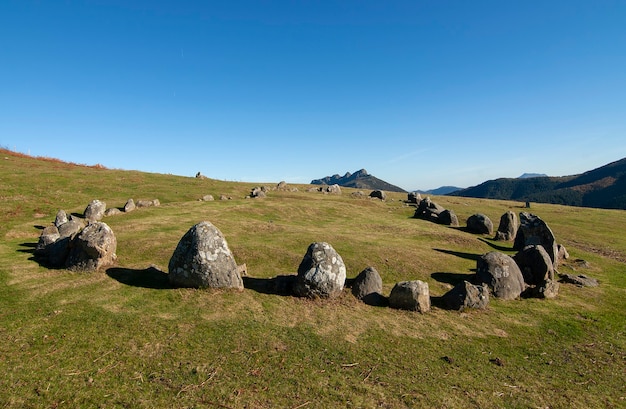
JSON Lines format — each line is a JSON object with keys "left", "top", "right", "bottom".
{"left": 388, "top": 280, "right": 430, "bottom": 312}
{"left": 476, "top": 252, "right": 525, "bottom": 300}
{"left": 513, "top": 245, "right": 554, "bottom": 286}
{"left": 326, "top": 184, "right": 342, "bottom": 194}
{"left": 293, "top": 242, "right": 346, "bottom": 299}
{"left": 65, "top": 222, "right": 117, "bottom": 272}
{"left": 466, "top": 214, "right": 494, "bottom": 235}
{"left": 407, "top": 192, "right": 421, "bottom": 204}
{"left": 351, "top": 266, "right": 385, "bottom": 306}
{"left": 35, "top": 226, "right": 60, "bottom": 256}
{"left": 514, "top": 212, "right": 558, "bottom": 268}
{"left": 84, "top": 199, "right": 106, "bottom": 222}
{"left": 168, "top": 221, "right": 243, "bottom": 289}
{"left": 442, "top": 281, "right": 490, "bottom": 311}
{"left": 494, "top": 211, "right": 517, "bottom": 241}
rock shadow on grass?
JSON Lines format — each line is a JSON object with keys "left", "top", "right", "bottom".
{"left": 433, "top": 248, "right": 481, "bottom": 262}
{"left": 477, "top": 238, "right": 514, "bottom": 252}
{"left": 106, "top": 266, "right": 171, "bottom": 289}
{"left": 242, "top": 275, "right": 297, "bottom": 296}
{"left": 431, "top": 271, "right": 475, "bottom": 286}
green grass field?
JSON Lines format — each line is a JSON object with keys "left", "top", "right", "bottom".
{"left": 1, "top": 149, "right": 624, "bottom": 408}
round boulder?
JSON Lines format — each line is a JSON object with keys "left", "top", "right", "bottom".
{"left": 476, "top": 252, "right": 525, "bottom": 300}
{"left": 65, "top": 222, "right": 117, "bottom": 272}
{"left": 168, "top": 221, "right": 243, "bottom": 289}
{"left": 388, "top": 280, "right": 430, "bottom": 312}
{"left": 293, "top": 242, "right": 346, "bottom": 299}
{"left": 513, "top": 244, "right": 554, "bottom": 286}
{"left": 369, "top": 190, "right": 387, "bottom": 201}
{"left": 466, "top": 214, "right": 494, "bottom": 235}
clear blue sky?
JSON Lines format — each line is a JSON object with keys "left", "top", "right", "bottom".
{"left": 2, "top": 1, "right": 625, "bottom": 191}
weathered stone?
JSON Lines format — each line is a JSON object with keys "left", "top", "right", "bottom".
{"left": 369, "top": 190, "right": 387, "bottom": 201}
{"left": 388, "top": 280, "right": 430, "bottom": 312}
{"left": 494, "top": 211, "right": 517, "bottom": 241}
{"left": 414, "top": 197, "right": 446, "bottom": 222}
{"left": 123, "top": 199, "right": 136, "bottom": 212}
{"left": 476, "top": 252, "right": 525, "bottom": 300}
{"left": 219, "top": 195, "right": 231, "bottom": 200}
{"left": 168, "top": 221, "right": 243, "bottom": 289}
{"left": 513, "top": 245, "right": 554, "bottom": 285}
{"left": 104, "top": 208, "right": 122, "bottom": 217}
{"left": 201, "top": 194, "right": 214, "bottom": 201}
{"left": 326, "top": 184, "right": 342, "bottom": 194}
{"left": 65, "top": 222, "right": 117, "bottom": 272}
{"left": 466, "top": 214, "right": 494, "bottom": 235}
{"left": 54, "top": 210, "right": 68, "bottom": 227}
{"left": 442, "top": 281, "right": 489, "bottom": 311}
{"left": 196, "top": 171, "right": 208, "bottom": 179}
{"left": 35, "top": 225, "right": 60, "bottom": 255}
{"left": 58, "top": 218, "right": 84, "bottom": 239}
{"left": 251, "top": 187, "right": 266, "bottom": 198}
{"left": 351, "top": 266, "right": 385, "bottom": 306}
{"left": 407, "top": 192, "right": 421, "bottom": 204}
{"left": 559, "top": 273, "right": 599, "bottom": 287}
{"left": 293, "top": 242, "right": 346, "bottom": 299}
{"left": 557, "top": 244, "right": 569, "bottom": 264}
{"left": 136, "top": 199, "right": 160, "bottom": 208}
{"left": 84, "top": 199, "right": 106, "bottom": 222}
{"left": 438, "top": 209, "right": 459, "bottom": 227}
{"left": 276, "top": 181, "right": 288, "bottom": 190}
{"left": 514, "top": 212, "right": 558, "bottom": 268}
{"left": 535, "top": 279, "right": 560, "bottom": 299}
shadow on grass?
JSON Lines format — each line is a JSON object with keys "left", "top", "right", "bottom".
{"left": 106, "top": 266, "right": 171, "bottom": 289}
{"left": 478, "top": 238, "right": 514, "bottom": 252}
{"left": 431, "top": 271, "right": 475, "bottom": 286}
{"left": 242, "top": 275, "right": 296, "bottom": 296}
{"left": 433, "top": 248, "right": 481, "bottom": 262}
{"left": 18, "top": 242, "right": 37, "bottom": 254}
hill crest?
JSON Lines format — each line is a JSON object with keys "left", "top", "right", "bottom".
{"left": 311, "top": 169, "right": 406, "bottom": 193}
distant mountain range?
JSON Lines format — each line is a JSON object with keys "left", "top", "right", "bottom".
{"left": 449, "top": 158, "right": 626, "bottom": 210}
{"left": 415, "top": 186, "right": 463, "bottom": 195}
{"left": 310, "top": 169, "right": 406, "bottom": 193}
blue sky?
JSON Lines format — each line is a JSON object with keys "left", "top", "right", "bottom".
{"left": 2, "top": 1, "right": 625, "bottom": 191}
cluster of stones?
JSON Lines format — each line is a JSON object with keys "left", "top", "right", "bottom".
{"left": 307, "top": 184, "right": 342, "bottom": 194}
{"left": 412, "top": 197, "right": 459, "bottom": 227}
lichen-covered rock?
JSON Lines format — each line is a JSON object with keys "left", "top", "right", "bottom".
{"left": 466, "top": 213, "right": 494, "bottom": 235}
{"left": 388, "top": 280, "right": 430, "bottom": 312}
{"left": 54, "top": 210, "right": 68, "bottom": 227}
{"left": 84, "top": 199, "right": 106, "bottom": 222}
{"left": 65, "top": 222, "right": 117, "bottom": 272}
{"left": 201, "top": 195, "right": 215, "bottom": 201}
{"left": 494, "top": 211, "right": 517, "bottom": 241}
{"left": 351, "top": 266, "right": 385, "bottom": 306}
{"left": 293, "top": 242, "right": 346, "bottom": 299}
{"left": 559, "top": 273, "right": 599, "bottom": 287}
{"left": 439, "top": 209, "right": 459, "bottom": 227}
{"left": 136, "top": 199, "right": 160, "bottom": 208}
{"left": 442, "top": 281, "right": 489, "bottom": 311}
{"left": 407, "top": 192, "right": 421, "bottom": 204}
{"left": 104, "top": 208, "right": 122, "bottom": 217}
{"left": 476, "top": 252, "right": 525, "bottom": 300}
{"left": 168, "top": 221, "right": 243, "bottom": 289}
{"left": 35, "top": 225, "right": 60, "bottom": 256}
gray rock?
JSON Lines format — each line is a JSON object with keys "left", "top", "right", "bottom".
{"left": 514, "top": 212, "right": 558, "bottom": 268}
{"left": 557, "top": 244, "right": 569, "bottom": 264}
{"left": 559, "top": 273, "right": 599, "bottom": 287}
{"left": 168, "top": 221, "right": 243, "bottom": 289}
{"left": 123, "top": 199, "right": 136, "bottom": 212}
{"left": 466, "top": 214, "right": 494, "bottom": 235}
{"left": 535, "top": 279, "right": 560, "bottom": 299}
{"left": 293, "top": 242, "right": 346, "bottom": 299}
{"left": 54, "top": 210, "right": 68, "bottom": 227}
{"left": 494, "top": 211, "right": 517, "bottom": 241}
{"left": 84, "top": 199, "right": 106, "bottom": 222}
{"left": 351, "top": 266, "right": 385, "bottom": 306}
{"left": 414, "top": 197, "right": 446, "bottom": 222}
{"left": 476, "top": 252, "right": 525, "bottom": 300}
{"left": 388, "top": 280, "right": 430, "bottom": 312}
{"left": 219, "top": 195, "right": 231, "bottom": 201}
{"left": 66, "top": 222, "right": 117, "bottom": 272}
{"left": 251, "top": 187, "right": 266, "bottom": 198}
{"left": 438, "top": 209, "right": 459, "bottom": 227}
{"left": 326, "top": 184, "right": 342, "bottom": 194}
{"left": 35, "top": 225, "right": 60, "bottom": 255}
{"left": 104, "top": 208, "right": 122, "bottom": 217}
{"left": 201, "top": 194, "right": 215, "bottom": 201}
{"left": 369, "top": 190, "right": 387, "bottom": 201}
{"left": 196, "top": 172, "right": 208, "bottom": 179}
{"left": 442, "top": 281, "right": 489, "bottom": 311}
{"left": 136, "top": 199, "right": 160, "bottom": 208}
{"left": 513, "top": 245, "right": 554, "bottom": 285}
{"left": 407, "top": 192, "right": 421, "bottom": 204}
{"left": 58, "top": 218, "right": 84, "bottom": 239}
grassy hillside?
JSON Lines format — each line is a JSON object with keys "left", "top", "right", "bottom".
{"left": 1, "top": 149, "right": 625, "bottom": 408}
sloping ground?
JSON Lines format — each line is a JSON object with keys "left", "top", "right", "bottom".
{"left": 311, "top": 169, "right": 406, "bottom": 192}
{"left": 0, "top": 149, "right": 625, "bottom": 408}
{"left": 451, "top": 158, "right": 626, "bottom": 210}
